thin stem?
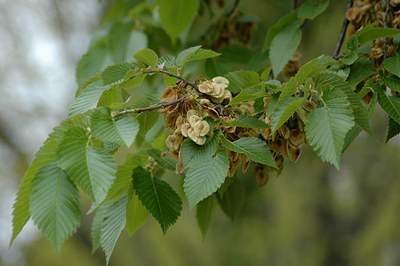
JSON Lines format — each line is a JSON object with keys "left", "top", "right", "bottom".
{"left": 292, "top": 0, "right": 299, "bottom": 9}
{"left": 144, "top": 68, "right": 198, "bottom": 89}
{"left": 228, "top": 0, "right": 240, "bottom": 17}
{"left": 111, "top": 97, "right": 187, "bottom": 118}
{"left": 382, "top": 0, "right": 389, "bottom": 59}
{"left": 333, "top": 0, "right": 353, "bottom": 59}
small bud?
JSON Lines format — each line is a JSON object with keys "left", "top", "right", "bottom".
{"left": 289, "top": 129, "right": 305, "bottom": 148}
{"left": 175, "top": 160, "right": 183, "bottom": 174}
{"left": 254, "top": 165, "right": 268, "bottom": 187}
{"left": 278, "top": 125, "right": 291, "bottom": 139}
{"left": 260, "top": 127, "right": 272, "bottom": 140}
{"left": 287, "top": 145, "right": 302, "bottom": 162}
{"left": 303, "top": 100, "right": 317, "bottom": 112}
{"left": 369, "top": 47, "right": 383, "bottom": 60}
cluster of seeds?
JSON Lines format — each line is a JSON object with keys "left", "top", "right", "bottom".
{"left": 160, "top": 76, "right": 315, "bottom": 186}
{"left": 346, "top": 0, "right": 399, "bottom": 61}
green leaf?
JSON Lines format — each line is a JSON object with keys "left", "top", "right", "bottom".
{"left": 69, "top": 79, "right": 109, "bottom": 117}
{"left": 133, "top": 167, "right": 182, "bottom": 233}
{"left": 126, "top": 192, "right": 148, "bottom": 235}
{"left": 298, "top": 0, "right": 329, "bottom": 20}
{"left": 230, "top": 85, "right": 265, "bottom": 105}
{"left": 221, "top": 137, "right": 277, "bottom": 168}
{"left": 342, "top": 125, "right": 362, "bottom": 153}
{"left": 58, "top": 127, "right": 116, "bottom": 202}
{"left": 158, "top": 55, "right": 176, "bottom": 69}
{"left": 76, "top": 44, "right": 109, "bottom": 87}
{"left": 314, "top": 72, "right": 373, "bottom": 136}
{"left": 101, "top": 63, "right": 137, "bottom": 85}
{"left": 375, "top": 85, "right": 400, "bottom": 124}
{"left": 355, "top": 26, "right": 400, "bottom": 44}
{"left": 224, "top": 70, "right": 260, "bottom": 93}
{"left": 380, "top": 73, "right": 400, "bottom": 92}
{"left": 159, "top": 0, "right": 198, "bottom": 42}
{"left": 100, "top": 195, "right": 128, "bottom": 265}
{"left": 181, "top": 133, "right": 219, "bottom": 170}
{"left": 196, "top": 196, "right": 214, "bottom": 238}
{"left": 11, "top": 121, "right": 70, "bottom": 245}
{"left": 91, "top": 201, "right": 112, "bottom": 253}
{"left": 30, "top": 163, "right": 81, "bottom": 253}
{"left": 384, "top": 53, "right": 400, "bottom": 78}
{"left": 147, "top": 148, "right": 177, "bottom": 171}
{"left": 224, "top": 116, "right": 267, "bottom": 129}
{"left": 263, "top": 11, "right": 300, "bottom": 51}
{"left": 106, "top": 155, "right": 146, "bottom": 201}
{"left": 91, "top": 108, "right": 139, "bottom": 148}
{"left": 135, "top": 111, "right": 159, "bottom": 143}
{"left": 305, "top": 86, "right": 354, "bottom": 168}
{"left": 108, "top": 22, "right": 148, "bottom": 62}
{"left": 278, "top": 77, "right": 297, "bottom": 101}
{"left": 184, "top": 149, "right": 229, "bottom": 209}
{"left": 347, "top": 58, "right": 373, "bottom": 86}
{"left": 294, "top": 56, "right": 330, "bottom": 84}
{"left": 134, "top": 48, "right": 159, "bottom": 67}
{"left": 271, "top": 97, "right": 304, "bottom": 132}
{"left": 175, "top": 46, "right": 220, "bottom": 66}
{"left": 387, "top": 118, "right": 400, "bottom": 142}
{"left": 270, "top": 21, "right": 302, "bottom": 77}
{"left": 216, "top": 178, "right": 244, "bottom": 221}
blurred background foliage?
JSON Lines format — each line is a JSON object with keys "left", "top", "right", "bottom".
{"left": 1, "top": 0, "right": 400, "bottom": 265}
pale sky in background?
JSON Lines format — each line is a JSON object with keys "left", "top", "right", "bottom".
{"left": 0, "top": 1, "right": 103, "bottom": 264}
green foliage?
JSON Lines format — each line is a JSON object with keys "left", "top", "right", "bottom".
{"left": 132, "top": 167, "right": 182, "bottom": 233}
{"left": 223, "top": 116, "right": 267, "bottom": 129}
{"left": 298, "top": 0, "right": 329, "bottom": 20}
{"left": 384, "top": 53, "right": 400, "bottom": 78}
{"left": 125, "top": 192, "right": 148, "bottom": 236}
{"left": 100, "top": 196, "right": 128, "bottom": 265}
{"left": 91, "top": 201, "right": 112, "bottom": 253}
{"left": 30, "top": 163, "right": 81, "bottom": 253}
{"left": 147, "top": 148, "right": 177, "bottom": 171}
{"left": 175, "top": 46, "right": 220, "bottom": 66}
{"left": 221, "top": 137, "right": 276, "bottom": 167}
{"left": 216, "top": 178, "right": 245, "bottom": 221}
{"left": 269, "top": 21, "right": 302, "bottom": 77}
{"left": 224, "top": 70, "right": 260, "bottom": 93}
{"left": 229, "top": 85, "right": 265, "bottom": 105}
{"left": 196, "top": 196, "right": 214, "bottom": 238}
{"left": 69, "top": 79, "right": 109, "bottom": 117}
{"left": 184, "top": 148, "right": 229, "bottom": 209}
{"left": 387, "top": 118, "right": 400, "bottom": 142}
{"left": 12, "top": 1, "right": 400, "bottom": 263}
{"left": 58, "top": 127, "right": 116, "bottom": 202}
{"left": 375, "top": 85, "right": 400, "bottom": 124}
{"left": 159, "top": 0, "right": 198, "bottom": 42}
{"left": 11, "top": 120, "right": 72, "bottom": 245}
{"left": 305, "top": 85, "right": 354, "bottom": 168}
{"left": 91, "top": 108, "right": 139, "bottom": 148}
{"left": 181, "top": 133, "right": 219, "bottom": 170}
{"left": 134, "top": 48, "right": 159, "bottom": 67}
{"left": 271, "top": 97, "right": 304, "bottom": 131}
